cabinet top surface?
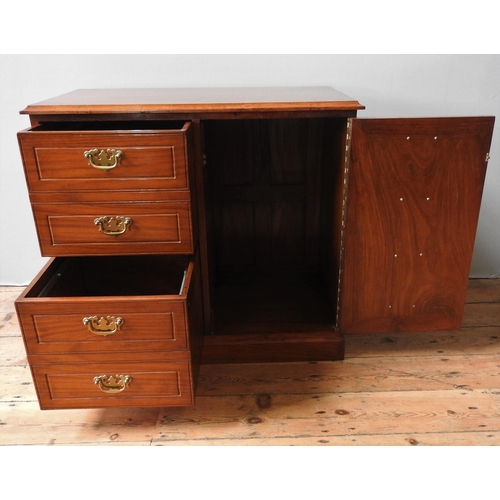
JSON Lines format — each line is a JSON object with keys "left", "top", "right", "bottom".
{"left": 21, "top": 87, "right": 364, "bottom": 116}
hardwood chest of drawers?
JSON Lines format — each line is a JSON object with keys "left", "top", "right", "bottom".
{"left": 15, "top": 87, "right": 495, "bottom": 410}
{"left": 16, "top": 113, "right": 204, "bottom": 409}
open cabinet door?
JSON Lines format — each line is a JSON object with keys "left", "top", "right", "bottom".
{"left": 338, "top": 117, "right": 494, "bottom": 334}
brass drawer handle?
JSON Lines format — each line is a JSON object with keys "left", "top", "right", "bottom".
{"left": 94, "top": 374, "right": 132, "bottom": 393}
{"left": 83, "top": 316, "right": 123, "bottom": 336}
{"left": 94, "top": 216, "right": 132, "bottom": 236}
{"left": 84, "top": 148, "right": 123, "bottom": 170}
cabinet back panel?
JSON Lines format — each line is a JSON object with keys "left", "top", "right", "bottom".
{"left": 205, "top": 119, "right": 328, "bottom": 272}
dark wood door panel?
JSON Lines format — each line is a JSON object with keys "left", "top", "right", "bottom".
{"left": 340, "top": 117, "right": 495, "bottom": 334}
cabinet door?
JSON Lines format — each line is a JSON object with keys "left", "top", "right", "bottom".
{"left": 338, "top": 117, "right": 494, "bottom": 334}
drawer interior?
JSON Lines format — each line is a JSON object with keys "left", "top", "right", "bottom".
{"left": 31, "top": 120, "right": 188, "bottom": 132}
{"left": 28, "top": 255, "right": 191, "bottom": 298}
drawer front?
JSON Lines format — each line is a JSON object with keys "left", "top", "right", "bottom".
{"left": 17, "top": 299, "right": 189, "bottom": 354}
{"left": 31, "top": 360, "right": 193, "bottom": 409}
{"left": 33, "top": 201, "right": 193, "bottom": 255}
{"left": 18, "top": 127, "right": 190, "bottom": 192}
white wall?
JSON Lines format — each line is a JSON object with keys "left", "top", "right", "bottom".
{"left": 1, "top": 54, "right": 499, "bottom": 284}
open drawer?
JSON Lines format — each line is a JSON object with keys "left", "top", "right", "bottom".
{"left": 16, "top": 254, "right": 199, "bottom": 354}
{"left": 17, "top": 121, "right": 191, "bottom": 193}
{"left": 15, "top": 253, "right": 204, "bottom": 409}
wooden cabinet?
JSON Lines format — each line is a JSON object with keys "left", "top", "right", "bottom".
{"left": 15, "top": 87, "right": 495, "bottom": 410}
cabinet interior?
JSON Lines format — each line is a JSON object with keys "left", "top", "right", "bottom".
{"left": 202, "top": 117, "right": 347, "bottom": 335}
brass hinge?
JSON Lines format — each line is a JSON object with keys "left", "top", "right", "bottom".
{"left": 486, "top": 153, "right": 491, "bottom": 162}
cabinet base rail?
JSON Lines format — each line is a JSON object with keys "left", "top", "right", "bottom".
{"left": 201, "top": 332, "right": 345, "bottom": 364}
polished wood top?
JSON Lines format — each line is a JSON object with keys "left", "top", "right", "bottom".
{"left": 21, "top": 87, "right": 364, "bottom": 116}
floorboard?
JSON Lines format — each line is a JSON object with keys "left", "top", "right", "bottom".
{"left": 1, "top": 279, "right": 500, "bottom": 446}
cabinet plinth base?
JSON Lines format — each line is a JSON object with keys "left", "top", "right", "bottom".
{"left": 201, "top": 332, "right": 345, "bottom": 364}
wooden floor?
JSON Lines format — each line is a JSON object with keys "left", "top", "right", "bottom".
{"left": 1, "top": 279, "right": 500, "bottom": 446}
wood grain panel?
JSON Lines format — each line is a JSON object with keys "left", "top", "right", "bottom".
{"left": 339, "top": 117, "right": 495, "bottom": 334}
{"left": 0, "top": 365, "right": 36, "bottom": 403}
{"left": 204, "top": 118, "right": 345, "bottom": 353}
{"left": 217, "top": 202, "right": 255, "bottom": 267}
{"left": 17, "top": 302, "right": 188, "bottom": 354}
{"left": 0, "top": 401, "right": 160, "bottom": 445}
{"left": 271, "top": 201, "right": 305, "bottom": 266}
{"left": 31, "top": 360, "right": 193, "bottom": 409}
{"left": 0, "top": 336, "right": 27, "bottom": 368}
{"left": 466, "top": 278, "right": 500, "bottom": 303}
{"left": 269, "top": 119, "right": 309, "bottom": 185}
{"left": 207, "top": 120, "right": 258, "bottom": 186}
{"left": 153, "top": 389, "right": 500, "bottom": 442}
{"left": 344, "top": 326, "right": 500, "bottom": 358}
{"left": 32, "top": 201, "right": 193, "bottom": 255}
{"left": 206, "top": 119, "right": 322, "bottom": 272}
{"left": 20, "top": 87, "right": 364, "bottom": 117}
{"left": 197, "top": 354, "right": 500, "bottom": 395}
{"left": 18, "top": 126, "right": 190, "bottom": 192}
{"left": 14, "top": 254, "right": 196, "bottom": 354}
{"left": 154, "top": 432, "right": 500, "bottom": 446}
